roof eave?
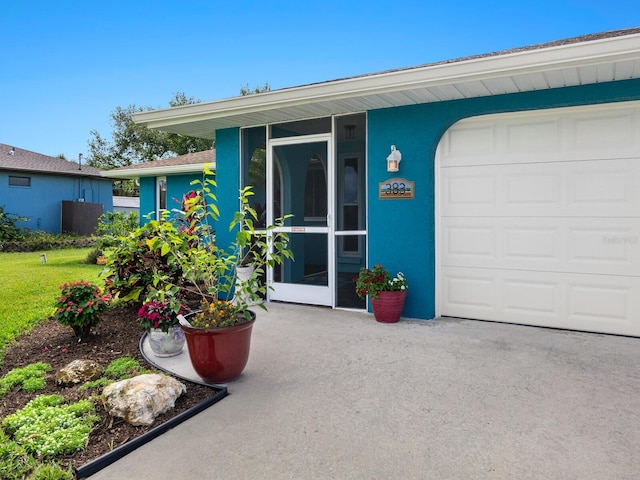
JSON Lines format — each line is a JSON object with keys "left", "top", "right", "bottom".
{"left": 102, "top": 163, "right": 214, "bottom": 178}
{"left": 132, "top": 32, "right": 640, "bottom": 132}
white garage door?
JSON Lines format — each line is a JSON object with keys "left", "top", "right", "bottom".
{"left": 438, "top": 101, "right": 640, "bottom": 336}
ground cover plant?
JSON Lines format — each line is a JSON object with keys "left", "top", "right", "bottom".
{"left": 0, "top": 250, "right": 215, "bottom": 478}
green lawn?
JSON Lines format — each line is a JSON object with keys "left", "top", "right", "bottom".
{"left": 0, "top": 249, "right": 103, "bottom": 361}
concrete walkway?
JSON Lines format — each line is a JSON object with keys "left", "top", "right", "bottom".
{"left": 90, "top": 303, "right": 640, "bottom": 479}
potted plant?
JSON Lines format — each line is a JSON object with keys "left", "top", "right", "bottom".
{"left": 148, "top": 165, "right": 293, "bottom": 383}
{"left": 354, "top": 264, "right": 409, "bottom": 323}
{"left": 137, "top": 295, "right": 187, "bottom": 357}
{"left": 52, "top": 281, "right": 111, "bottom": 338}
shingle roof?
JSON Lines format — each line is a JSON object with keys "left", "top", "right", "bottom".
{"left": 112, "top": 149, "right": 215, "bottom": 171}
{"left": 305, "top": 27, "right": 640, "bottom": 86}
{"left": 0, "top": 143, "right": 104, "bottom": 178}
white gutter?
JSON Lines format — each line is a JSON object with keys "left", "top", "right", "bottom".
{"left": 132, "top": 33, "right": 640, "bottom": 129}
{"left": 101, "top": 163, "right": 213, "bottom": 178}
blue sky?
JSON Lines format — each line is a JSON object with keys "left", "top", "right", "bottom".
{"left": 1, "top": 1, "right": 638, "bottom": 160}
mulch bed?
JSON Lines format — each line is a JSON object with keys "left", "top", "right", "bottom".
{"left": 0, "top": 305, "right": 216, "bottom": 477}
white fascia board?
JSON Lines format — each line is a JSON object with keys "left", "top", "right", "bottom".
{"left": 132, "top": 33, "right": 640, "bottom": 130}
{"left": 101, "top": 163, "right": 213, "bottom": 179}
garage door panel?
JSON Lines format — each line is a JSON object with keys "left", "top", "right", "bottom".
{"left": 441, "top": 266, "right": 640, "bottom": 336}
{"left": 568, "top": 163, "right": 637, "bottom": 211}
{"left": 441, "top": 159, "right": 640, "bottom": 217}
{"left": 440, "top": 105, "right": 640, "bottom": 167}
{"left": 441, "top": 217, "right": 639, "bottom": 276}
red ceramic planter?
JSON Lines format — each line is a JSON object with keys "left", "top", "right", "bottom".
{"left": 181, "top": 311, "right": 256, "bottom": 383}
{"left": 371, "top": 290, "right": 407, "bottom": 323}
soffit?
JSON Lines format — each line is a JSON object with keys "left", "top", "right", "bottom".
{"left": 132, "top": 31, "right": 640, "bottom": 140}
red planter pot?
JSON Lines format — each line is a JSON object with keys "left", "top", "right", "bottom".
{"left": 181, "top": 311, "right": 256, "bottom": 383}
{"left": 371, "top": 290, "right": 407, "bottom": 323}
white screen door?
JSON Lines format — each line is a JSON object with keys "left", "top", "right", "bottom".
{"left": 267, "top": 134, "right": 333, "bottom": 306}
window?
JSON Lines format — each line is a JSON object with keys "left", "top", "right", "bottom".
{"left": 9, "top": 175, "right": 31, "bottom": 187}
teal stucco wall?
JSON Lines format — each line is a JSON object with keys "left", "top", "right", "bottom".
{"left": 367, "top": 78, "right": 640, "bottom": 320}
{"left": 139, "top": 177, "right": 155, "bottom": 222}
{"left": 215, "top": 128, "right": 241, "bottom": 253}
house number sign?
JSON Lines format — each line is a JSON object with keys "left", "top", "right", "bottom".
{"left": 379, "top": 178, "right": 414, "bottom": 199}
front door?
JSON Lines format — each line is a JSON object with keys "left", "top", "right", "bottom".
{"left": 267, "top": 134, "right": 333, "bottom": 306}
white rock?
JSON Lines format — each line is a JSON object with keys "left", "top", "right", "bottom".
{"left": 102, "top": 373, "right": 186, "bottom": 426}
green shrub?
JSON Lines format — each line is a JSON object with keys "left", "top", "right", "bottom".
{"left": 51, "top": 281, "right": 110, "bottom": 338}
{"left": 0, "top": 363, "right": 52, "bottom": 398}
{"left": 81, "top": 356, "right": 152, "bottom": 389}
{"left": 0, "top": 428, "right": 37, "bottom": 479}
{"left": 2, "top": 395, "right": 99, "bottom": 458}
{"left": 0, "top": 206, "right": 28, "bottom": 242}
{"left": 96, "top": 211, "right": 139, "bottom": 250}
{"left": 104, "top": 356, "right": 150, "bottom": 379}
{"left": 102, "top": 214, "right": 188, "bottom": 304}
{"left": 84, "top": 247, "right": 104, "bottom": 264}
{"left": 29, "top": 462, "right": 74, "bottom": 480}
{"left": 0, "top": 232, "right": 95, "bottom": 252}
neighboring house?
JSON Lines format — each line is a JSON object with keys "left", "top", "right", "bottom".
{"left": 131, "top": 28, "right": 640, "bottom": 337}
{"left": 0, "top": 144, "right": 113, "bottom": 234}
{"left": 106, "top": 149, "right": 215, "bottom": 221}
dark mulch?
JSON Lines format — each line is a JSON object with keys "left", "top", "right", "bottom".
{"left": 0, "top": 305, "right": 214, "bottom": 477}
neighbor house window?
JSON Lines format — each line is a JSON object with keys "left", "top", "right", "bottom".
{"left": 9, "top": 175, "right": 31, "bottom": 187}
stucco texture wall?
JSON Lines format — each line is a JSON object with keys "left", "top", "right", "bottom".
{"left": 367, "top": 77, "right": 640, "bottom": 320}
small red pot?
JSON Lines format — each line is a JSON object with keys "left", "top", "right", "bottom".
{"left": 371, "top": 290, "right": 407, "bottom": 323}
{"left": 181, "top": 311, "right": 256, "bottom": 383}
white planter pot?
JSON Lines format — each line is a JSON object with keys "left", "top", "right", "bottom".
{"left": 235, "top": 265, "right": 262, "bottom": 306}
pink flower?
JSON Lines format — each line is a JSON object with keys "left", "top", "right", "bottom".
{"left": 77, "top": 307, "right": 83, "bottom": 313}
{"left": 66, "top": 307, "right": 72, "bottom": 312}
{"left": 86, "top": 301, "right": 94, "bottom": 307}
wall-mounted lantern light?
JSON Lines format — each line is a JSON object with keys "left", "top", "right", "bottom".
{"left": 387, "top": 145, "right": 402, "bottom": 172}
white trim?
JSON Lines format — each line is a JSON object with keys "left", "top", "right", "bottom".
{"left": 102, "top": 163, "right": 213, "bottom": 178}
{"left": 155, "top": 176, "right": 167, "bottom": 220}
{"left": 434, "top": 143, "right": 443, "bottom": 319}
{"left": 267, "top": 133, "right": 334, "bottom": 306}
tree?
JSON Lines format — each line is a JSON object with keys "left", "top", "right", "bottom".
{"left": 240, "top": 82, "right": 270, "bottom": 96}
{"left": 87, "top": 92, "right": 212, "bottom": 170}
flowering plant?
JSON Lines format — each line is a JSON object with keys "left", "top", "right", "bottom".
{"left": 52, "top": 281, "right": 110, "bottom": 337}
{"left": 189, "top": 300, "right": 239, "bottom": 328}
{"left": 146, "top": 164, "right": 293, "bottom": 330}
{"left": 354, "top": 264, "right": 408, "bottom": 300}
{"left": 137, "top": 298, "right": 187, "bottom": 333}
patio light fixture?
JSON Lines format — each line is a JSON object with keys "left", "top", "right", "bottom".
{"left": 387, "top": 145, "right": 402, "bottom": 172}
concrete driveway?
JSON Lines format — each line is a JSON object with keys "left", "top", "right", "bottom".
{"left": 90, "top": 303, "right": 640, "bottom": 479}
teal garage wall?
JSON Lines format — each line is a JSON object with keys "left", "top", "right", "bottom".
{"left": 368, "top": 78, "right": 640, "bottom": 320}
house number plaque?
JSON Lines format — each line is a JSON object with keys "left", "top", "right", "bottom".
{"left": 379, "top": 178, "right": 414, "bottom": 199}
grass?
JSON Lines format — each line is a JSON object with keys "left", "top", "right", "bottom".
{"left": 0, "top": 248, "right": 103, "bottom": 362}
